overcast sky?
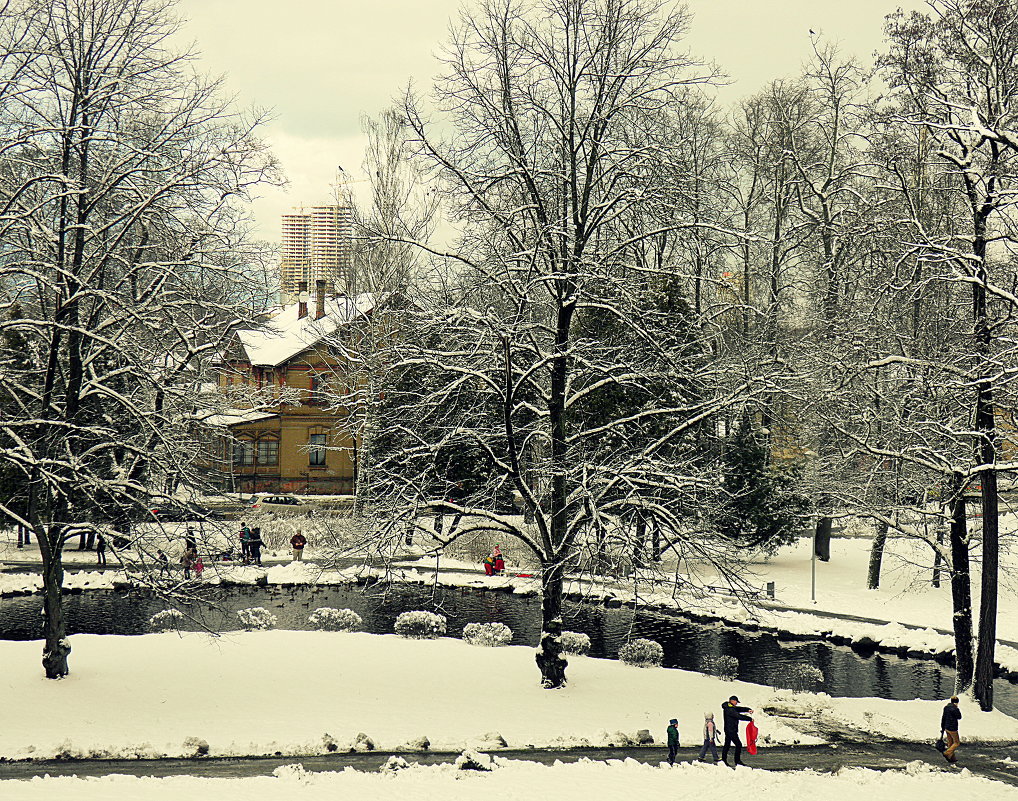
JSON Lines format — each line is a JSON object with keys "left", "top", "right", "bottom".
{"left": 175, "top": 0, "right": 926, "bottom": 242}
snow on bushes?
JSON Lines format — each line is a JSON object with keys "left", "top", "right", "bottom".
{"left": 618, "top": 638, "right": 664, "bottom": 668}
{"left": 462, "top": 622, "right": 512, "bottom": 647}
{"left": 774, "top": 664, "right": 825, "bottom": 692}
{"left": 394, "top": 610, "right": 447, "bottom": 639}
{"left": 700, "top": 654, "right": 739, "bottom": 681}
{"left": 237, "top": 607, "right": 277, "bottom": 630}
{"left": 148, "top": 609, "right": 185, "bottom": 632}
{"left": 560, "top": 631, "right": 591, "bottom": 655}
{"left": 308, "top": 607, "right": 362, "bottom": 632}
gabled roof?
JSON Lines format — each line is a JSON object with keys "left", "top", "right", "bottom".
{"left": 235, "top": 294, "right": 374, "bottom": 367}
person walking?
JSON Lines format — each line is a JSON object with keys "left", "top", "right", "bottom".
{"left": 156, "top": 549, "right": 171, "bottom": 577}
{"left": 699, "top": 711, "right": 720, "bottom": 763}
{"left": 941, "top": 695, "right": 962, "bottom": 764}
{"left": 721, "top": 695, "right": 754, "bottom": 768}
{"left": 239, "top": 522, "right": 252, "bottom": 563}
{"left": 249, "top": 526, "right": 264, "bottom": 566}
{"left": 180, "top": 545, "right": 196, "bottom": 580}
{"left": 290, "top": 529, "right": 307, "bottom": 562}
{"left": 666, "top": 718, "right": 680, "bottom": 766}
{"left": 96, "top": 533, "right": 107, "bottom": 567}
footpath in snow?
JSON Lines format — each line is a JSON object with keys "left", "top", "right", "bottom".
{"left": 3, "top": 757, "right": 1016, "bottom": 801}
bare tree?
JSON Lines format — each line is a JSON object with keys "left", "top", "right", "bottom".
{"left": 355, "top": 0, "right": 771, "bottom": 689}
{"left": 0, "top": 0, "right": 277, "bottom": 678}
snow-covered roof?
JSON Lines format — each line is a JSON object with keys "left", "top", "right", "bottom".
{"left": 235, "top": 294, "right": 374, "bottom": 367}
{"left": 200, "top": 410, "right": 279, "bottom": 428}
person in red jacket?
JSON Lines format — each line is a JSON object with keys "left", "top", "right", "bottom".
{"left": 290, "top": 529, "right": 307, "bottom": 562}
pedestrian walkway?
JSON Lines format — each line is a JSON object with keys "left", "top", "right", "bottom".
{"left": 1, "top": 742, "right": 1016, "bottom": 785}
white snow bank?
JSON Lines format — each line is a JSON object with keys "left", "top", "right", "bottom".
{"left": 2, "top": 631, "right": 1017, "bottom": 763}
{"left": 1, "top": 757, "right": 1015, "bottom": 801}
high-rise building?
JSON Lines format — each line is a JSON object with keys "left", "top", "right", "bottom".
{"left": 280, "top": 205, "right": 352, "bottom": 300}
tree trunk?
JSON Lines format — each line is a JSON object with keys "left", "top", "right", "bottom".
{"left": 633, "top": 511, "right": 647, "bottom": 569}
{"left": 932, "top": 524, "right": 944, "bottom": 589}
{"left": 535, "top": 560, "right": 567, "bottom": 688}
{"left": 814, "top": 514, "right": 832, "bottom": 562}
{"left": 40, "top": 526, "right": 70, "bottom": 679}
{"left": 867, "top": 519, "right": 888, "bottom": 590}
{"left": 975, "top": 468, "right": 999, "bottom": 710}
{"left": 949, "top": 476, "right": 974, "bottom": 694}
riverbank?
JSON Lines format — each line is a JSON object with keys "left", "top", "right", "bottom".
{"left": 2, "top": 630, "right": 1018, "bottom": 763}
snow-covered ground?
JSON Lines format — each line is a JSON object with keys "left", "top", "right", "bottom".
{"left": 2, "top": 630, "right": 1017, "bottom": 763}
{"left": 3, "top": 758, "right": 1015, "bottom": 801}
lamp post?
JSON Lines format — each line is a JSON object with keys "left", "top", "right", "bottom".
{"left": 811, "top": 524, "right": 817, "bottom": 603}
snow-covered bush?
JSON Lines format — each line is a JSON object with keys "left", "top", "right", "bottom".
{"left": 700, "top": 654, "right": 739, "bottom": 681}
{"left": 560, "top": 631, "right": 591, "bottom": 655}
{"left": 148, "top": 609, "right": 185, "bottom": 632}
{"left": 462, "top": 622, "right": 512, "bottom": 647}
{"left": 308, "top": 607, "right": 362, "bottom": 632}
{"left": 773, "top": 663, "right": 825, "bottom": 692}
{"left": 618, "top": 638, "right": 664, "bottom": 668}
{"left": 237, "top": 607, "right": 277, "bottom": 630}
{"left": 393, "top": 610, "right": 446, "bottom": 639}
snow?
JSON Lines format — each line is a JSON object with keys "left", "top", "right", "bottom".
{"left": 2, "top": 630, "right": 1017, "bottom": 763}
{"left": 235, "top": 294, "right": 374, "bottom": 367}
{"left": 1, "top": 755, "right": 1015, "bottom": 801}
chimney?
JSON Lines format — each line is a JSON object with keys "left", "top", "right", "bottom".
{"left": 315, "top": 279, "right": 326, "bottom": 320}
{"left": 297, "top": 280, "right": 308, "bottom": 319}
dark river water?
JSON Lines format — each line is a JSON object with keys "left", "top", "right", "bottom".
{"left": 2, "top": 581, "right": 1015, "bottom": 715}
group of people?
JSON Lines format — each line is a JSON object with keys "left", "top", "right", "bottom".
{"left": 667, "top": 695, "right": 755, "bottom": 768}
{"left": 482, "top": 544, "right": 505, "bottom": 576}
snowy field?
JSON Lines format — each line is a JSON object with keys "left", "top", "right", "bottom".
{"left": 3, "top": 758, "right": 1015, "bottom": 801}
{"left": 3, "top": 630, "right": 1018, "bottom": 762}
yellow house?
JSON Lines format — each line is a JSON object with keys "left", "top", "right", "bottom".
{"left": 211, "top": 281, "right": 372, "bottom": 495}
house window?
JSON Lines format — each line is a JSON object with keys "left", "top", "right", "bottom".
{"left": 309, "top": 373, "right": 324, "bottom": 406}
{"left": 257, "top": 439, "right": 279, "bottom": 466}
{"left": 309, "top": 432, "right": 327, "bottom": 466}
{"left": 233, "top": 439, "right": 254, "bottom": 466}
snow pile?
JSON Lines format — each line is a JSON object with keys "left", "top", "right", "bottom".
{"left": 2, "top": 757, "right": 1015, "bottom": 800}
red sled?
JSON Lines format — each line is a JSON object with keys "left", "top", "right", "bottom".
{"left": 746, "top": 720, "right": 759, "bottom": 755}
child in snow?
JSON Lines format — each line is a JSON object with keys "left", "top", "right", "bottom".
{"left": 699, "top": 712, "right": 719, "bottom": 762}
{"left": 193, "top": 557, "right": 205, "bottom": 580}
{"left": 492, "top": 544, "right": 505, "bottom": 574}
{"left": 666, "top": 718, "right": 680, "bottom": 765}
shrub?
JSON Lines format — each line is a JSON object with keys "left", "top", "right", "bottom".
{"left": 148, "top": 609, "right": 185, "bottom": 632}
{"left": 773, "top": 663, "right": 825, "bottom": 692}
{"left": 308, "top": 607, "right": 362, "bottom": 632}
{"left": 700, "top": 654, "right": 739, "bottom": 681}
{"left": 462, "top": 622, "right": 512, "bottom": 647}
{"left": 237, "top": 607, "right": 277, "bottom": 630}
{"left": 394, "top": 610, "right": 447, "bottom": 639}
{"left": 560, "top": 631, "right": 591, "bottom": 655}
{"left": 618, "top": 638, "right": 664, "bottom": 667}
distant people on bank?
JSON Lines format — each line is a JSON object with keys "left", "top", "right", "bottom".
{"left": 721, "top": 695, "right": 754, "bottom": 768}
{"left": 156, "top": 549, "right": 171, "bottom": 577}
{"left": 484, "top": 544, "right": 506, "bottom": 576}
{"left": 699, "top": 711, "right": 720, "bottom": 763}
{"left": 239, "top": 522, "right": 252, "bottom": 562}
{"left": 291, "top": 530, "right": 307, "bottom": 562}
{"left": 941, "top": 695, "right": 962, "bottom": 764}
{"left": 666, "top": 718, "right": 680, "bottom": 765}
{"left": 193, "top": 556, "right": 205, "bottom": 580}
{"left": 248, "top": 526, "right": 264, "bottom": 566}
{"left": 180, "top": 545, "right": 197, "bottom": 579}
{"left": 96, "top": 533, "right": 107, "bottom": 567}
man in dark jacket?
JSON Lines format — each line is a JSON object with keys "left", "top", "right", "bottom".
{"left": 666, "top": 718, "right": 679, "bottom": 765}
{"left": 940, "top": 695, "right": 962, "bottom": 763}
{"left": 722, "top": 695, "right": 753, "bottom": 767}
